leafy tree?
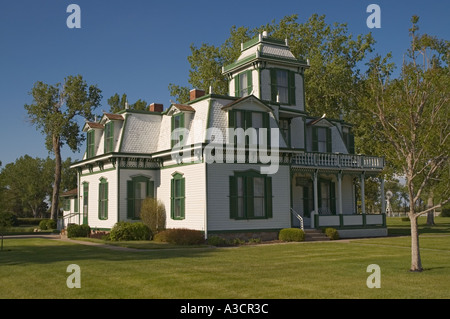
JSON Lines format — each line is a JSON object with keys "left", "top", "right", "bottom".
{"left": 359, "top": 16, "right": 449, "bottom": 272}
{"left": 107, "top": 93, "right": 148, "bottom": 113}
{"left": 169, "top": 14, "right": 375, "bottom": 119}
{"left": 0, "top": 156, "right": 51, "bottom": 217}
{"left": 24, "top": 75, "right": 102, "bottom": 221}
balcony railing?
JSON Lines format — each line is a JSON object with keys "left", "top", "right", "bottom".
{"left": 292, "top": 153, "right": 384, "bottom": 170}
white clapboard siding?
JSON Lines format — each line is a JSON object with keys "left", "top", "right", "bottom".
{"left": 158, "top": 163, "right": 207, "bottom": 231}
{"left": 206, "top": 163, "right": 290, "bottom": 231}
{"left": 80, "top": 168, "right": 118, "bottom": 229}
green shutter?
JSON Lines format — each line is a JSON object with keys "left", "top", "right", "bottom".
{"left": 349, "top": 133, "right": 355, "bottom": 154}
{"left": 171, "top": 115, "right": 175, "bottom": 148}
{"left": 288, "top": 71, "right": 296, "bottom": 105}
{"left": 127, "top": 181, "right": 134, "bottom": 219}
{"left": 312, "top": 127, "right": 318, "bottom": 152}
{"left": 330, "top": 182, "right": 336, "bottom": 215}
{"left": 74, "top": 196, "right": 78, "bottom": 212}
{"left": 263, "top": 113, "right": 271, "bottom": 147}
{"left": 147, "top": 180, "right": 155, "bottom": 198}
{"left": 247, "top": 70, "right": 253, "bottom": 95}
{"left": 109, "top": 122, "right": 114, "bottom": 152}
{"left": 326, "top": 128, "right": 332, "bottom": 153}
{"left": 180, "top": 177, "right": 185, "bottom": 219}
{"left": 229, "top": 176, "right": 238, "bottom": 219}
{"left": 103, "top": 182, "right": 108, "bottom": 220}
{"left": 234, "top": 75, "right": 240, "bottom": 97}
{"left": 270, "top": 69, "right": 278, "bottom": 102}
{"left": 228, "top": 110, "right": 235, "bottom": 128}
{"left": 303, "top": 186, "right": 310, "bottom": 218}
{"left": 170, "top": 178, "right": 174, "bottom": 219}
{"left": 265, "top": 177, "right": 273, "bottom": 218}
{"left": 246, "top": 176, "right": 254, "bottom": 218}
{"left": 90, "top": 131, "right": 95, "bottom": 158}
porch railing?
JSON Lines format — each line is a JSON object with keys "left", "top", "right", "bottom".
{"left": 290, "top": 208, "right": 304, "bottom": 230}
{"left": 292, "top": 153, "right": 384, "bottom": 170}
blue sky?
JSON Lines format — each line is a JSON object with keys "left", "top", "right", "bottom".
{"left": 0, "top": 0, "right": 449, "bottom": 166}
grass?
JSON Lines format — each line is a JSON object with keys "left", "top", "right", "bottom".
{"left": 0, "top": 217, "right": 449, "bottom": 299}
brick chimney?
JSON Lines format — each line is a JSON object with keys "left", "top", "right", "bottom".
{"left": 149, "top": 103, "right": 163, "bottom": 113}
{"left": 190, "top": 89, "right": 205, "bottom": 101}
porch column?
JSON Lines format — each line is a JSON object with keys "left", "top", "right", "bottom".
{"left": 312, "top": 169, "right": 319, "bottom": 228}
{"left": 380, "top": 176, "right": 385, "bottom": 214}
{"left": 337, "top": 171, "right": 343, "bottom": 214}
{"left": 360, "top": 172, "right": 366, "bottom": 214}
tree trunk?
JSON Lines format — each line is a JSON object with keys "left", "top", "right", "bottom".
{"left": 50, "top": 135, "right": 62, "bottom": 221}
{"left": 409, "top": 212, "right": 423, "bottom": 272}
{"left": 426, "top": 195, "right": 435, "bottom": 226}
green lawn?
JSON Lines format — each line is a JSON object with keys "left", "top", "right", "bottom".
{"left": 0, "top": 217, "right": 449, "bottom": 299}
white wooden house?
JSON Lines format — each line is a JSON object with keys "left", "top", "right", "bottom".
{"left": 67, "top": 33, "right": 387, "bottom": 239}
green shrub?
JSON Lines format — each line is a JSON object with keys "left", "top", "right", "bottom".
{"left": 154, "top": 228, "right": 204, "bottom": 245}
{"left": 39, "top": 219, "right": 49, "bottom": 230}
{"left": 140, "top": 198, "right": 166, "bottom": 234}
{"left": 46, "top": 219, "right": 57, "bottom": 230}
{"left": 67, "top": 224, "right": 91, "bottom": 238}
{"left": 17, "top": 218, "right": 46, "bottom": 226}
{"left": 0, "top": 212, "right": 19, "bottom": 228}
{"left": 279, "top": 228, "right": 305, "bottom": 242}
{"left": 110, "top": 222, "right": 151, "bottom": 241}
{"left": 324, "top": 228, "right": 340, "bottom": 240}
{"left": 441, "top": 208, "right": 450, "bottom": 217}
{"left": 207, "top": 235, "right": 229, "bottom": 247}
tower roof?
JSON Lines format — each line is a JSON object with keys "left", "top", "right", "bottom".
{"left": 222, "top": 32, "right": 309, "bottom": 75}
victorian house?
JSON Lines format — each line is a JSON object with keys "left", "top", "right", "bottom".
{"left": 64, "top": 33, "right": 387, "bottom": 239}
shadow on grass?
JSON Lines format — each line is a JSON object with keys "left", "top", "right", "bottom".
{"left": 387, "top": 217, "right": 450, "bottom": 236}
{"left": 0, "top": 238, "right": 215, "bottom": 266}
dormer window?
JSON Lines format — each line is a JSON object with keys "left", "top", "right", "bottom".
{"left": 87, "top": 130, "right": 95, "bottom": 158}
{"left": 312, "top": 127, "right": 332, "bottom": 153}
{"left": 171, "top": 112, "right": 185, "bottom": 148}
{"left": 104, "top": 121, "right": 114, "bottom": 153}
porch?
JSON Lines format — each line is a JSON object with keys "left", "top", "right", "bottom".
{"left": 289, "top": 152, "right": 387, "bottom": 237}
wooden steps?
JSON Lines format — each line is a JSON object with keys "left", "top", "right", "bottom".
{"left": 304, "top": 229, "right": 330, "bottom": 242}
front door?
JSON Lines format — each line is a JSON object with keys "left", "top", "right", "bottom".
{"left": 292, "top": 176, "right": 312, "bottom": 228}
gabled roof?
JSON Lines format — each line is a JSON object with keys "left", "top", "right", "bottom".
{"left": 307, "top": 116, "right": 334, "bottom": 127}
{"left": 60, "top": 188, "right": 78, "bottom": 198}
{"left": 166, "top": 103, "right": 196, "bottom": 115}
{"left": 82, "top": 121, "right": 104, "bottom": 132}
{"left": 103, "top": 113, "right": 124, "bottom": 121}
{"left": 221, "top": 94, "right": 273, "bottom": 112}
{"left": 173, "top": 104, "right": 196, "bottom": 112}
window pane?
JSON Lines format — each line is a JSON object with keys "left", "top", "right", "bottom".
{"left": 236, "top": 111, "right": 244, "bottom": 129}
{"left": 254, "top": 177, "right": 264, "bottom": 196}
{"left": 253, "top": 177, "right": 265, "bottom": 217}
{"left": 135, "top": 199, "right": 142, "bottom": 218}
{"left": 277, "top": 70, "right": 288, "bottom": 86}
{"left": 252, "top": 113, "right": 263, "bottom": 129}
{"left": 237, "top": 177, "right": 244, "bottom": 217}
{"left": 174, "top": 199, "right": 181, "bottom": 218}
{"left": 239, "top": 72, "right": 248, "bottom": 97}
{"left": 276, "top": 70, "right": 288, "bottom": 103}
{"left": 135, "top": 181, "right": 147, "bottom": 200}
{"left": 318, "top": 128, "right": 327, "bottom": 152}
